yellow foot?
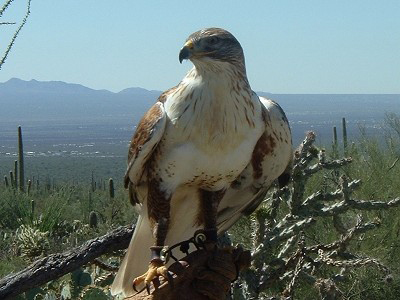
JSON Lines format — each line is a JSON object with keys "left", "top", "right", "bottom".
{"left": 132, "top": 260, "right": 173, "bottom": 294}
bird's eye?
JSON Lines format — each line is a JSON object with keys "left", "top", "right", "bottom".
{"left": 208, "top": 36, "right": 218, "bottom": 45}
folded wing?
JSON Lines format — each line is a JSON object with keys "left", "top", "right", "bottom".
{"left": 217, "top": 96, "right": 293, "bottom": 233}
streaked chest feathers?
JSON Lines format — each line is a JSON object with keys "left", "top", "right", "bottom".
{"left": 158, "top": 65, "right": 264, "bottom": 189}
{"left": 164, "top": 67, "right": 261, "bottom": 152}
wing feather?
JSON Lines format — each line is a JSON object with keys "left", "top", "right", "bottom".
{"left": 124, "top": 101, "right": 166, "bottom": 205}
{"left": 217, "top": 96, "right": 293, "bottom": 233}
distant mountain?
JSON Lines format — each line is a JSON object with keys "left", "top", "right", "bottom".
{"left": 1, "top": 78, "right": 400, "bottom": 142}
{"left": 119, "top": 87, "right": 161, "bottom": 95}
{"left": 0, "top": 78, "right": 161, "bottom": 122}
{"left": 1, "top": 78, "right": 101, "bottom": 94}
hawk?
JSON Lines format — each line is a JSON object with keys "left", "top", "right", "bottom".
{"left": 111, "top": 28, "right": 292, "bottom": 297}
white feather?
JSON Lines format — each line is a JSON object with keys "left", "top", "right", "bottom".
{"left": 111, "top": 188, "right": 200, "bottom": 297}
{"left": 111, "top": 207, "right": 152, "bottom": 296}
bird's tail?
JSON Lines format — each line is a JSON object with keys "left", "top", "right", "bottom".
{"left": 111, "top": 211, "right": 153, "bottom": 297}
{"left": 111, "top": 188, "right": 201, "bottom": 297}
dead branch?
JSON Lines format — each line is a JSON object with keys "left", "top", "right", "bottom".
{"left": 0, "top": 0, "right": 32, "bottom": 70}
{"left": 0, "top": 225, "right": 134, "bottom": 300}
{"left": 388, "top": 157, "right": 399, "bottom": 171}
{"left": 0, "top": 0, "right": 15, "bottom": 17}
{"left": 237, "top": 132, "right": 399, "bottom": 299}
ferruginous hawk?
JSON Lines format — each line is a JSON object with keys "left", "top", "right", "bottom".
{"left": 111, "top": 27, "right": 292, "bottom": 297}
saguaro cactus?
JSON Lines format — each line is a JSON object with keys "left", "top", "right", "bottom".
{"left": 332, "top": 126, "right": 338, "bottom": 158}
{"left": 18, "top": 126, "right": 25, "bottom": 192}
{"left": 31, "top": 199, "right": 35, "bottom": 222}
{"left": 14, "top": 160, "right": 18, "bottom": 187}
{"left": 108, "top": 178, "right": 114, "bottom": 199}
{"left": 89, "top": 211, "right": 98, "bottom": 228}
{"left": 342, "top": 117, "right": 348, "bottom": 154}
{"left": 27, "top": 179, "right": 32, "bottom": 195}
{"left": 9, "top": 171, "right": 14, "bottom": 188}
{"left": 333, "top": 126, "right": 338, "bottom": 146}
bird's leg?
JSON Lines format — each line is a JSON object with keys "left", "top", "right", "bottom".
{"left": 199, "top": 189, "right": 226, "bottom": 250}
{"left": 132, "top": 178, "right": 173, "bottom": 293}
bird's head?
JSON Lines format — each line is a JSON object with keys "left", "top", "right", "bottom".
{"left": 179, "top": 28, "right": 245, "bottom": 68}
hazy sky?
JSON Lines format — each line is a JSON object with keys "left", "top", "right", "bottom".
{"left": 0, "top": 0, "right": 399, "bottom": 93}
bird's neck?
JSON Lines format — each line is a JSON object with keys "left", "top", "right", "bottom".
{"left": 181, "top": 63, "right": 251, "bottom": 103}
{"left": 192, "top": 59, "right": 247, "bottom": 78}
{"left": 169, "top": 63, "right": 255, "bottom": 121}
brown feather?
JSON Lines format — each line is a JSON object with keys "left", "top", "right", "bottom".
{"left": 125, "top": 88, "right": 176, "bottom": 179}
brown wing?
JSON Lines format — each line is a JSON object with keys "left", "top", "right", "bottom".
{"left": 124, "top": 101, "right": 167, "bottom": 205}
{"left": 217, "top": 96, "right": 293, "bottom": 233}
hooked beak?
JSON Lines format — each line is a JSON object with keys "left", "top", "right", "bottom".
{"left": 179, "top": 40, "right": 194, "bottom": 63}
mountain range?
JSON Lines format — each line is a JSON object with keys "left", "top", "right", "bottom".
{"left": 0, "top": 78, "right": 161, "bottom": 122}
{"left": 1, "top": 78, "right": 400, "bottom": 144}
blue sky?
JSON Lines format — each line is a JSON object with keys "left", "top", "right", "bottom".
{"left": 0, "top": 0, "right": 399, "bottom": 93}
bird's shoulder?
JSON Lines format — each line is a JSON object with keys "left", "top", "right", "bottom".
{"left": 124, "top": 87, "right": 181, "bottom": 194}
{"left": 127, "top": 87, "right": 177, "bottom": 161}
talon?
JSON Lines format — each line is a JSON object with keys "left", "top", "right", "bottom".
{"left": 133, "top": 285, "right": 146, "bottom": 295}
{"left": 132, "top": 260, "right": 173, "bottom": 294}
{"left": 146, "top": 283, "right": 151, "bottom": 294}
{"left": 167, "top": 271, "right": 174, "bottom": 288}
{"left": 132, "top": 274, "right": 147, "bottom": 293}
{"left": 152, "top": 277, "right": 161, "bottom": 289}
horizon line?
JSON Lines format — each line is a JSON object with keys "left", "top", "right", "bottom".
{"left": 1, "top": 77, "right": 399, "bottom": 96}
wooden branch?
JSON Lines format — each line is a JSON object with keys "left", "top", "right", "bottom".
{"left": 0, "top": 0, "right": 15, "bottom": 17}
{"left": 0, "top": 0, "right": 31, "bottom": 70}
{"left": 0, "top": 225, "right": 134, "bottom": 300}
{"left": 388, "top": 157, "right": 399, "bottom": 171}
